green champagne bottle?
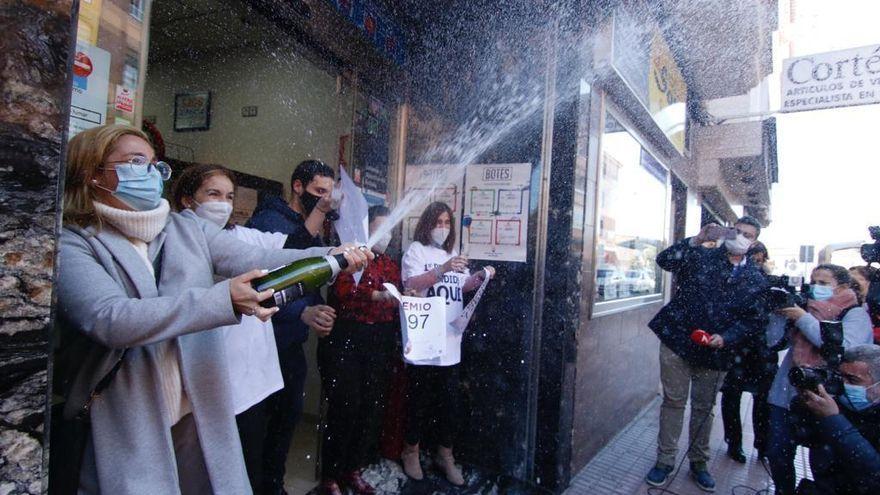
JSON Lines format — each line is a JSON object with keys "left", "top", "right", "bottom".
{"left": 252, "top": 253, "right": 348, "bottom": 308}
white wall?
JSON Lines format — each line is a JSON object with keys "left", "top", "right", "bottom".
{"left": 143, "top": 44, "right": 352, "bottom": 197}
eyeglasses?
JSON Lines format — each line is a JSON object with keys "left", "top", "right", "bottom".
{"left": 101, "top": 156, "right": 172, "bottom": 181}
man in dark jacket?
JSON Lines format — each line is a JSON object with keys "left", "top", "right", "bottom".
{"left": 645, "top": 216, "right": 769, "bottom": 492}
{"left": 246, "top": 159, "right": 339, "bottom": 495}
{"left": 797, "top": 344, "right": 880, "bottom": 495}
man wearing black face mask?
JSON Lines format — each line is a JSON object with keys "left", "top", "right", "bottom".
{"left": 247, "top": 160, "right": 339, "bottom": 495}
{"left": 797, "top": 344, "right": 880, "bottom": 495}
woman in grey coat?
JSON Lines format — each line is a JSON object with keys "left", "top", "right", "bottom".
{"left": 54, "top": 124, "right": 370, "bottom": 494}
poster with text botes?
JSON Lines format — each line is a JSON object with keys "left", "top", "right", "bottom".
{"left": 462, "top": 163, "right": 531, "bottom": 263}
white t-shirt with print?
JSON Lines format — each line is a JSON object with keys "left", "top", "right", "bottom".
{"left": 220, "top": 225, "right": 287, "bottom": 414}
{"left": 401, "top": 241, "right": 468, "bottom": 367}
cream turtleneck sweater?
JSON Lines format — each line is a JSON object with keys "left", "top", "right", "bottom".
{"left": 94, "top": 199, "right": 192, "bottom": 425}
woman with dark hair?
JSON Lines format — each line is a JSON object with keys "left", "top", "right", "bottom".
{"left": 317, "top": 205, "right": 401, "bottom": 495}
{"left": 849, "top": 265, "right": 878, "bottom": 306}
{"left": 767, "top": 263, "right": 873, "bottom": 493}
{"left": 398, "top": 201, "right": 495, "bottom": 486}
{"left": 53, "top": 125, "right": 370, "bottom": 494}
{"left": 173, "top": 163, "right": 341, "bottom": 493}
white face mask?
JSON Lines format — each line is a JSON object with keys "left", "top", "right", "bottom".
{"left": 724, "top": 234, "right": 753, "bottom": 255}
{"left": 372, "top": 232, "right": 392, "bottom": 254}
{"left": 431, "top": 227, "right": 450, "bottom": 247}
{"left": 194, "top": 200, "right": 233, "bottom": 227}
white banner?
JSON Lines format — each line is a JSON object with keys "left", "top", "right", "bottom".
{"left": 333, "top": 166, "right": 369, "bottom": 284}
{"left": 450, "top": 268, "right": 492, "bottom": 334}
{"left": 384, "top": 284, "right": 447, "bottom": 362}
{"left": 781, "top": 44, "right": 880, "bottom": 113}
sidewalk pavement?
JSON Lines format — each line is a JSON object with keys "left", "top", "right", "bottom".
{"left": 566, "top": 392, "right": 812, "bottom": 495}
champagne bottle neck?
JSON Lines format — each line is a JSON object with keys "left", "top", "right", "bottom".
{"left": 328, "top": 253, "right": 347, "bottom": 275}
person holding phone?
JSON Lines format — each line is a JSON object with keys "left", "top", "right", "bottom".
{"left": 645, "top": 217, "right": 769, "bottom": 492}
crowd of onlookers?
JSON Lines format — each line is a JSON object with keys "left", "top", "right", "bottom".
{"left": 645, "top": 217, "right": 880, "bottom": 495}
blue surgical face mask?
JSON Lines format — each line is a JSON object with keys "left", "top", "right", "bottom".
{"left": 99, "top": 163, "right": 165, "bottom": 211}
{"left": 842, "top": 381, "right": 880, "bottom": 412}
{"left": 811, "top": 284, "right": 834, "bottom": 301}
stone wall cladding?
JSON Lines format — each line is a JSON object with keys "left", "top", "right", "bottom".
{"left": 0, "top": 0, "right": 73, "bottom": 493}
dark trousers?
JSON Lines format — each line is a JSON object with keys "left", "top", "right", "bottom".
{"left": 236, "top": 396, "right": 270, "bottom": 493}
{"left": 262, "top": 343, "right": 307, "bottom": 494}
{"left": 720, "top": 364, "right": 776, "bottom": 452}
{"left": 766, "top": 404, "right": 818, "bottom": 495}
{"left": 405, "top": 364, "right": 461, "bottom": 448}
{"left": 317, "top": 319, "right": 398, "bottom": 479}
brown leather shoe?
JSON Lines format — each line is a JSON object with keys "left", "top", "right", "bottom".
{"left": 341, "top": 470, "right": 376, "bottom": 495}
{"left": 316, "top": 479, "right": 343, "bottom": 495}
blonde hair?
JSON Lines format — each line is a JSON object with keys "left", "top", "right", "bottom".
{"left": 63, "top": 125, "right": 152, "bottom": 228}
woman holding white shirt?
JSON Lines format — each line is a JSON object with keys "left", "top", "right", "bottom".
{"left": 400, "top": 201, "right": 495, "bottom": 486}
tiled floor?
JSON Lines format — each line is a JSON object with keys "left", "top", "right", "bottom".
{"left": 566, "top": 392, "right": 812, "bottom": 495}
{"left": 285, "top": 417, "right": 321, "bottom": 495}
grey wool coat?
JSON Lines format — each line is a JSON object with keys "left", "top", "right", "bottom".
{"left": 55, "top": 209, "right": 327, "bottom": 494}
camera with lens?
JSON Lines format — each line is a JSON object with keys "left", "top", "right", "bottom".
{"left": 766, "top": 274, "right": 810, "bottom": 311}
{"left": 788, "top": 320, "right": 846, "bottom": 395}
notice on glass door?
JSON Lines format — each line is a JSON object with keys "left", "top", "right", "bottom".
{"left": 462, "top": 163, "right": 531, "bottom": 263}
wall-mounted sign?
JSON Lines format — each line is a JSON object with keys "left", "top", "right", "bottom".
{"left": 114, "top": 85, "right": 135, "bottom": 113}
{"left": 781, "top": 44, "right": 880, "bottom": 113}
{"left": 241, "top": 105, "right": 258, "bottom": 118}
{"left": 402, "top": 164, "right": 465, "bottom": 253}
{"left": 174, "top": 91, "right": 211, "bottom": 132}
{"left": 647, "top": 33, "right": 686, "bottom": 152}
{"left": 330, "top": 0, "right": 406, "bottom": 65}
{"left": 611, "top": 5, "right": 687, "bottom": 154}
{"left": 69, "top": 42, "right": 110, "bottom": 137}
{"left": 462, "top": 163, "right": 532, "bottom": 263}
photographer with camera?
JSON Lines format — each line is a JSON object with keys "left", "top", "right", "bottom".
{"left": 645, "top": 217, "right": 769, "bottom": 492}
{"left": 766, "top": 264, "right": 873, "bottom": 495}
{"left": 796, "top": 344, "right": 880, "bottom": 495}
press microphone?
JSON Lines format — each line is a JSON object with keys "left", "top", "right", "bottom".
{"left": 690, "top": 329, "right": 711, "bottom": 347}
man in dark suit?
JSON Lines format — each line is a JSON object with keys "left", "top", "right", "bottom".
{"left": 645, "top": 216, "right": 769, "bottom": 492}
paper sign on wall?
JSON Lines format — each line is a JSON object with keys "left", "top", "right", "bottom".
{"left": 115, "top": 85, "right": 135, "bottom": 113}
{"left": 462, "top": 163, "right": 531, "bottom": 262}
{"left": 384, "top": 284, "right": 446, "bottom": 362}
{"left": 69, "top": 42, "right": 110, "bottom": 137}
{"left": 402, "top": 164, "right": 465, "bottom": 252}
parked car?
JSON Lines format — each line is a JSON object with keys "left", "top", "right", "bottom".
{"left": 597, "top": 267, "right": 625, "bottom": 300}
{"left": 623, "top": 269, "right": 656, "bottom": 295}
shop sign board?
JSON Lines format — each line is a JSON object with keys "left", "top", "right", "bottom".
{"left": 462, "top": 163, "right": 532, "bottom": 263}
{"left": 611, "top": 5, "right": 687, "bottom": 154}
{"left": 330, "top": 0, "right": 406, "bottom": 65}
{"left": 69, "top": 42, "right": 110, "bottom": 137}
{"left": 781, "top": 44, "right": 880, "bottom": 113}
{"left": 647, "top": 33, "right": 686, "bottom": 153}
{"left": 115, "top": 85, "right": 135, "bottom": 113}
